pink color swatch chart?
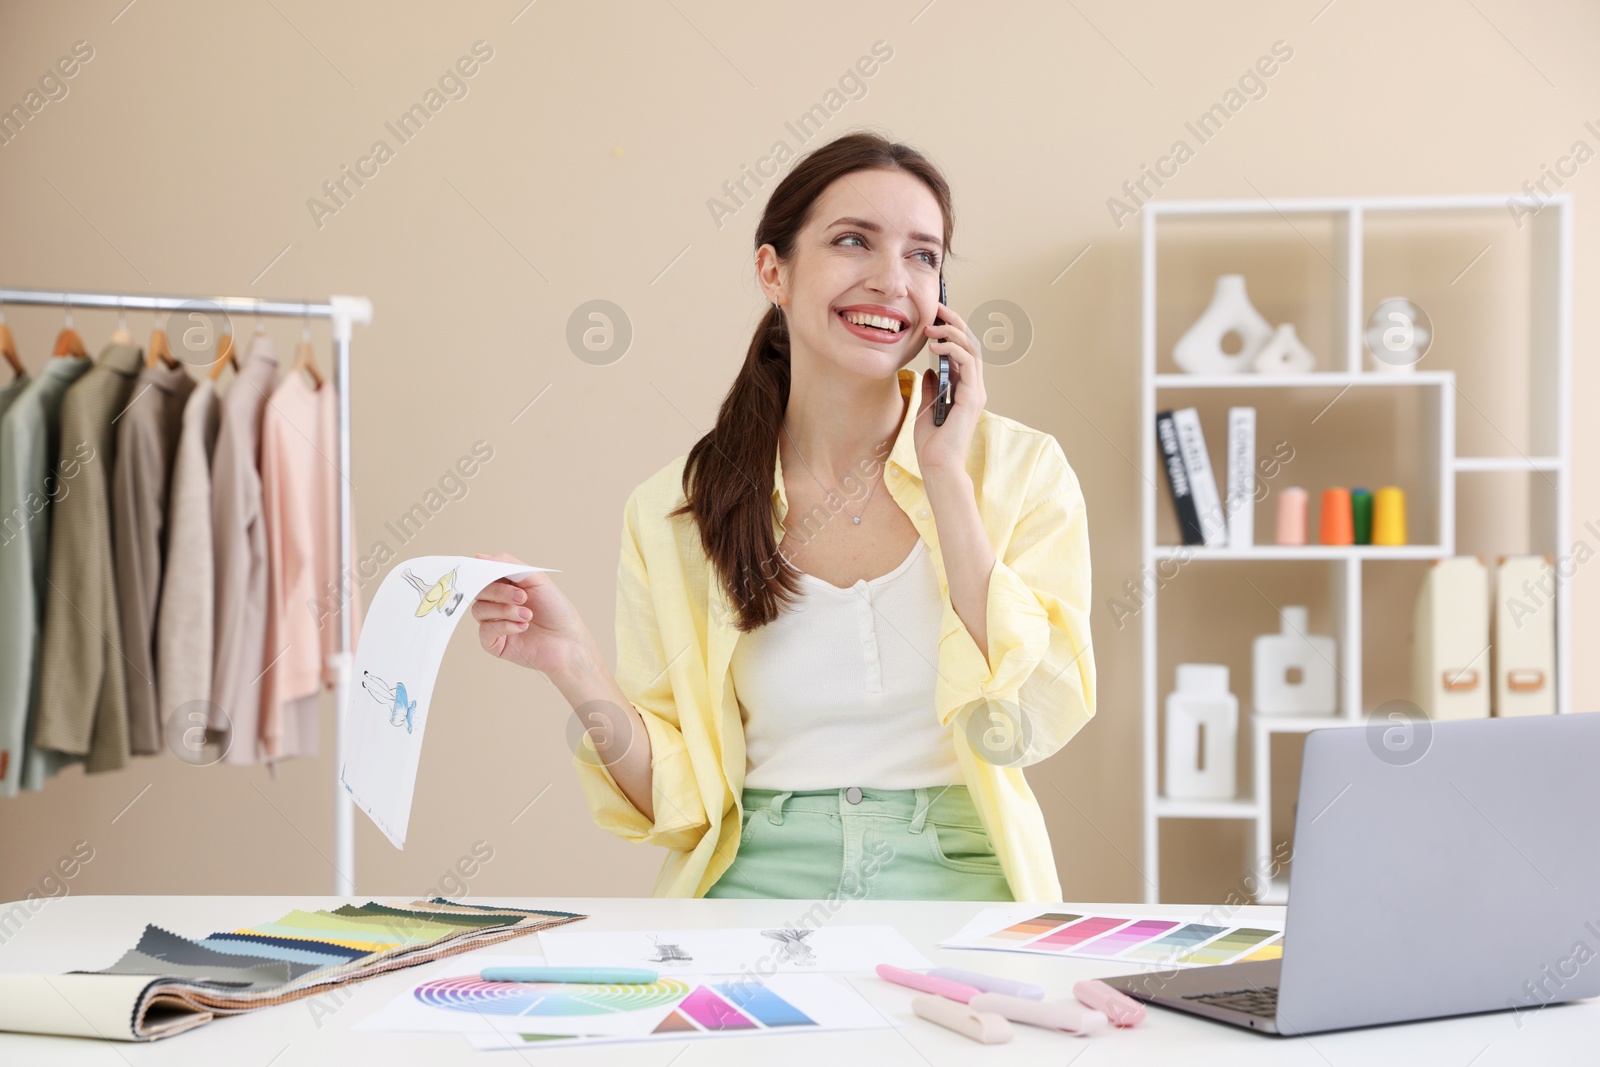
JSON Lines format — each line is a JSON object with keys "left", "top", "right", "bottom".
{"left": 940, "top": 909, "right": 1284, "bottom": 969}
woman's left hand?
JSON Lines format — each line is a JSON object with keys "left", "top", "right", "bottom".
{"left": 913, "top": 300, "right": 986, "bottom": 476}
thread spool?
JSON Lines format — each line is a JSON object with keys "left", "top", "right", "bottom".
{"left": 1319, "top": 487, "right": 1353, "bottom": 545}
{"left": 1372, "top": 486, "right": 1407, "bottom": 545}
{"left": 1276, "top": 487, "right": 1308, "bottom": 545}
{"left": 1351, "top": 488, "right": 1373, "bottom": 545}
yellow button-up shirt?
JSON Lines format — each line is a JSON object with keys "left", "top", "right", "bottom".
{"left": 573, "top": 367, "right": 1096, "bottom": 901}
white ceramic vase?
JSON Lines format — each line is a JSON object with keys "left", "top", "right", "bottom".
{"left": 1252, "top": 606, "right": 1336, "bottom": 716}
{"left": 1252, "top": 323, "right": 1316, "bottom": 375}
{"left": 1164, "top": 664, "right": 1238, "bottom": 800}
{"left": 1173, "top": 274, "right": 1273, "bottom": 375}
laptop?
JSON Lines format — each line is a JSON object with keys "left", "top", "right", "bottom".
{"left": 1100, "top": 712, "right": 1600, "bottom": 1035}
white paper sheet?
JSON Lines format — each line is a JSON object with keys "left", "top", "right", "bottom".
{"left": 339, "top": 555, "right": 555, "bottom": 848}
{"left": 353, "top": 953, "right": 893, "bottom": 1050}
{"left": 537, "top": 924, "right": 932, "bottom": 975}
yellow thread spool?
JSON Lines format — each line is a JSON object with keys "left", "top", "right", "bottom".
{"left": 1372, "top": 486, "right": 1407, "bottom": 545}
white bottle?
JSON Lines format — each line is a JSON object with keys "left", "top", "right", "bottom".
{"left": 1164, "top": 664, "right": 1238, "bottom": 800}
{"left": 1252, "top": 606, "right": 1337, "bottom": 716}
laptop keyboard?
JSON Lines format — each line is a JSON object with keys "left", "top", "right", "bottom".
{"left": 1182, "top": 985, "right": 1279, "bottom": 1017}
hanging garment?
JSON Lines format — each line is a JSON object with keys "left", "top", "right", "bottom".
{"left": 0, "top": 359, "right": 91, "bottom": 794}
{"left": 112, "top": 361, "right": 195, "bottom": 755}
{"left": 210, "top": 334, "right": 277, "bottom": 764}
{"left": 259, "top": 372, "right": 330, "bottom": 762}
{"left": 34, "top": 343, "right": 144, "bottom": 774}
{"left": 259, "top": 372, "right": 363, "bottom": 762}
{"left": 154, "top": 379, "right": 221, "bottom": 756}
{"left": 0, "top": 369, "right": 30, "bottom": 789}
{"left": 0, "top": 371, "right": 28, "bottom": 420}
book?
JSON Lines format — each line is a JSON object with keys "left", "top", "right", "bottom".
{"left": 1172, "top": 408, "right": 1225, "bottom": 547}
{"left": 1156, "top": 410, "right": 1203, "bottom": 545}
{"left": 1226, "top": 407, "right": 1256, "bottom": 549}
{"left": 0, "top": 898, "right": 586, "bottom": 1042}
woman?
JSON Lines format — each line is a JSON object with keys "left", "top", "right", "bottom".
{"left": 473, "top": 131, "right": 1095, "bottom": 902}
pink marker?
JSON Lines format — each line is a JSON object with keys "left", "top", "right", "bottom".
{"left": 1073, "top": 979, "right": 1146, "bottom": 1027}
{"left": 876, "top": 964, "right": 981, "bottom": 1003}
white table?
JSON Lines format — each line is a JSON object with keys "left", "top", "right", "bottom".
{"left": 0, "top": 896, "right": 1592, "bottom": 1064}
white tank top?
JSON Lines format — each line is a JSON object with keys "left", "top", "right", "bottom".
{"left": 730, "top": 535, "right": 964, "bottom": 790}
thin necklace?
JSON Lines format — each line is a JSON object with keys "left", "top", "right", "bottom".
{"left": 780, "top": 421, "right": 887, "bottom": 526}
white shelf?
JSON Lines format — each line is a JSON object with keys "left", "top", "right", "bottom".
{"left": 1153, "top": 545, "right": 1448, "bottom": 562}
{"left": 1252, "top": 715, "right": 1361, "bottom": 733}
{"left": 1254, "top": 880, "right": 1290, "bottom": 906}
{"left": 1153, "top": 798, "right": 1262, "bottom": 819}
{"left": 1454, "top": 456, "right": 1563, "bottom": 473}
{"left": 1155, "top": 371, "right": 1454, "bottom": 389}
{"left": 1149, "top": 194, "right": 1520, "bottom": 217}
{"left": 1140, "top": 193, "right": 1571, "bottom": 907}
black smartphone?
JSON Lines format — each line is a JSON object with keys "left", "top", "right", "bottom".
{"left": 933, "top": 274, "right": 954, "bottom": 426}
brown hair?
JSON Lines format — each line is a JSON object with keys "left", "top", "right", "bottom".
{"left": 667, "top": 130, "right": 954, "bottom": 631}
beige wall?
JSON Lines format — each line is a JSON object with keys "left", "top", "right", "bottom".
{"left": 1, "top": 1, "right": 1595, "bottom": 906}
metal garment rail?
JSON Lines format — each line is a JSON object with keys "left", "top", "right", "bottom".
{"left": 0, "top": 286, "right": 373, "bottom": 895}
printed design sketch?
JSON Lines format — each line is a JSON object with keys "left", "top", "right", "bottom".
{"left": 646, "top": 935, "right": 693, "bottom": 967}
{"left": 363, "top": 670, "right": 418, "bottom": 733}
{"left": 406, "top": 567, "right": 464, "bottom": 618}
{"left": 760, "top": 928, "right": 818, "bottom": 966}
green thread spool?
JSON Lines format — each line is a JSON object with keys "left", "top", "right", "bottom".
{"left": 1351, "top": 488, "right": 1373, "bottom": 545}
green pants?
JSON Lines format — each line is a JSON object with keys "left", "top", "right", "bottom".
{"left": 704, "top": 785, "right": 1014, "bottom": 901}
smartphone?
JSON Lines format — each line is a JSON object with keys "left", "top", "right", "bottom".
{"left": 932, "top": 274, "right": 954, "bottom": 426}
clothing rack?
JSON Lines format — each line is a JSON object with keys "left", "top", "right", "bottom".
{"left": 0, "top": 286, "right": 372, "bottom": 894}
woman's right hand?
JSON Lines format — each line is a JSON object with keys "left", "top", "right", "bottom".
{"left": 471, "top": 552, "right": 594, "bottom": 678}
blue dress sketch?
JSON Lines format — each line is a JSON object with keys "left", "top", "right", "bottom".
{"left": 362, "top": 670, "right": 417, "bottom": 733}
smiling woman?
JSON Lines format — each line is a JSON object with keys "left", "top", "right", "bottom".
{"left": 474, "top": 130, "right": 1096, "bottom": 904}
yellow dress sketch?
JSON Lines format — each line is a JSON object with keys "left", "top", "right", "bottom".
{"left": 404, "top": 566, "right": 464, "bottom": 617}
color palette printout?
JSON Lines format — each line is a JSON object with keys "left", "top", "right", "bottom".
{"left": 354, "top": 954, "right": 891, "bottom": 1050}
{"left": 940, "top": 908, "right": 1284, "bottom": 968}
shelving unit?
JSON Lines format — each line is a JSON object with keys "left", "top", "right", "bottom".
{"left": 1139, "top": 194, "right": 1572, "bottom": 905}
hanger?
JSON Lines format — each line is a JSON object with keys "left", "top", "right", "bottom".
{"left": 146, "top": 311, "right": 176, "bottom": 369}
{"left": 52, "top": 303, "right": 88, "bottom": 359}
{"left": 0, "top": 303, "right": 24, "bottom": 382}
{"left": 292, "top": 311, "right": 324, "bottom": 388}
{"left": 109, "top": 302, "right": 133, "bottom": 344}
{"left": 208, "top": 326, "right": 236, "bottom": 381}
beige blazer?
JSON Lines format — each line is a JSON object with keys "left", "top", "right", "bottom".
{"left": 210, "top": 335, "right": 278, "bottom": 763}
{"left": 34, "top": 343, "right": 144, "bottom": 773}
{"left": 154, "top": 380, "right": 221, "bottom": 756}
{"left": 112, "top": 361, "right": 195, "bottom": 754}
